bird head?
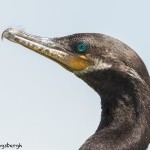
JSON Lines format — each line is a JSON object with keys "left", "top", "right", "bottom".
{"left": 2, "top": 28, "right": 149, "bottom": 94}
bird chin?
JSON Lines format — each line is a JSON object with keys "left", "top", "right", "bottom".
{"left": 74, "top": 59, "right": 112, "bottom": 76}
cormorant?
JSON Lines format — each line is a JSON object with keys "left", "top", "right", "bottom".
{"left": 2, "top": 28, "right": 150, "bottom": 150}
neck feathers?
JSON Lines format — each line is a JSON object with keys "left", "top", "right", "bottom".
{"left": 79, "top": 67, "right": 150, "bottom": 150}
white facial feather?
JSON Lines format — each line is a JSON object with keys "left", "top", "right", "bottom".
{"left": 74, "top": 59, "right": 112, "bottom": 75}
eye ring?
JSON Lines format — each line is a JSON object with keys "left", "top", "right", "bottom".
{"left": 75, "top": 41, "right": 89, "bottom": 53}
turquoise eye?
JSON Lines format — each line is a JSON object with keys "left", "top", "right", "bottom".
{"left": 76, "top": 41, "right": 88, "bottom": 53}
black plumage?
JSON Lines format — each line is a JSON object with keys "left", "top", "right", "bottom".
{"left": 2, "top": 29, "right": 150, "bottom": 150}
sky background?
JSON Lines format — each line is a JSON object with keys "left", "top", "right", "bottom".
{"left": 0, "top": 0, "right": 150, "bottom": 150}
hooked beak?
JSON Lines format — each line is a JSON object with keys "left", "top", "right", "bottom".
{"left": 2, "top": 28, "right": 93, "bottom": 72}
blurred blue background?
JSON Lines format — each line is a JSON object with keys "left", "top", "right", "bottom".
{"left": 0, "top": 0, "right": 150, "bottom": 149}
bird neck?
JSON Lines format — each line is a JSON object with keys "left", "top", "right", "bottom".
{"left": 98, "top": 88, "right": 143, "bottom": 131}
{"left": 77, "top": 68, "right": 150, "bottom": 145}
